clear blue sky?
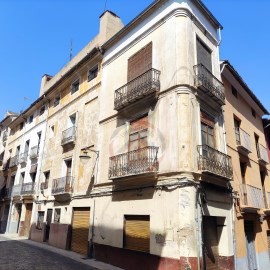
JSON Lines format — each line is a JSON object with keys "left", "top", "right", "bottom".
{"left": 0, "top": 0, "right": 269, "bottom": 118}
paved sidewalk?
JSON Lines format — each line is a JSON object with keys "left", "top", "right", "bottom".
{"left": 2, "top": 233, "right": 124, "bottom": 270}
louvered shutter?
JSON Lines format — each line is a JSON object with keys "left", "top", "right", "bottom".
{"left": 267, "top": 231, "right": 270, "bottom": 259}
{"left": 71, "top": 207, "right": 90, "bottom": 255}
{"left": 196, "top": 38, "right": 212, "bottom": 72}
{"left": 128, "top": 42, "right": 152, "bottom": 82}
{"left": 124, "top": 215, "right": 150, "bottom": 253}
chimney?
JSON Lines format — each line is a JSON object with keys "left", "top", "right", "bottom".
{"left": 99, "top": 10, "right": 124, "bottom": 44}
{"left": 39, "top": 74, "right": 52, "bottom": 97}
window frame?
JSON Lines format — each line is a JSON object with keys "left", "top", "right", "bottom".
{"left": 88, "top": 64, "right": 99, "bottom": 82}
{"left": 71, "top": 79, "right": 80, "bottom": 94}
{"left": 54, "top": 94, "right": 60, "bottom": 107}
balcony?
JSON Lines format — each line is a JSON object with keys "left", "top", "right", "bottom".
{"left": 29, "top": 146, "right": 39, "bottom": 159}
{"left": 9, "top": 155, "right": 19, "bottom": 168}
{"left": 109, "top": 146, "right": 159, "bottom": 179}
{"left": 61, "top": 126, "right": 76, "bottom": 146}
{"left": 21, "top": 182, "right": 35, "bottom": 196}
{"left": 5, "top": 187, "right": 12, "bottom": 199}
{"left": 12, "top": 184, "right": 22, "bottom": 197}
{"left": 19, "top": 152, "right": 28, "bottom": 163}
{"left": 257, "top": 144, "right": 269, "bottom": 164}
{"left": 241, "top": 184, "right": 265, "bottom": 211}
{"left": 197, "top": 145, "right": 233, "bottom": 180}
{"left": 2, "top": 160, "right": 9, "bottom": 171}
{"left": 51, "top": 176, "right": 73, "bottom": 195}
{"left": 114, "top": 68, "right": 161, "bottom": 111}
{"left": 194, "top": 64, "right": 225, "bottom": 105}
{"left": 235, "top": 127, "right": 252, "bottom": 154}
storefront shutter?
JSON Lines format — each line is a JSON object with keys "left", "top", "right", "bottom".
{"left": 124, "top": 215, "right": 150, "bottom": 253}
{"left": 71, "top": 207, "right": 90, "bottom": 255}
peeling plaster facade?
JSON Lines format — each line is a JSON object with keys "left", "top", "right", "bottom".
{"left": 0, "top": 1, "right": 269, "bottom": 270}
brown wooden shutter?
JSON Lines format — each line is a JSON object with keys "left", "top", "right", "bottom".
{"left": 124, "top": 215, "right": 150, "bottom": 253}
{"left": 196, "top": 38, "right": 212, "bottom": 72}
{"left": 128, "top": 42, "right": 152, "bottom": 82}
{"left": 203, "top": 216, "right": 219, "bottom": 270}
{"left": 71, "top": 207, "right": 90, "bottom": 255}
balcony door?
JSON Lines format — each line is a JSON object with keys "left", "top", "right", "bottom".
{"left": 128, "top": 116, "right": 148, "bottom": 174}
{"left": 65, "top": 159, "right": 72, "bottom": 188}
{"left": 196, "top": 37, "right": 212, "bottom": 72}
{"left": 201, "top": 112, "right": 215, "bottom": 159}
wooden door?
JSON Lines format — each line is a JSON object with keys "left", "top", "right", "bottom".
{"left": 24, "top": 204, "right": 32, "bottom": 237}
{"left": 244, "top": 221, "right": 257, "bottom": 270}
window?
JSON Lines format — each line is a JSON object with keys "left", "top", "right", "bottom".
{"left": 54, "top": 208, "right": 61, "bottom": 223}
{"left": 37, "top": 211, "right": 45, "bottom": 230}
{"left": 88, "top": 65, "right": 98, "bottom": 82}
{"left": 196, "top": 37, "right": 212, "bottom": 72}
{"left": 71, "top": 79, "right": 80, "bottom": 94}
{"left": 54, "top": 94, "right": 60, "bottom": 107}
{"left": 129, "top": 116, "right": 148, "bottom": 151}
{"left": 234, "top": 118, "right": 241, "bottom": 145}
{"left": 44, "top": 171, "right": 50, "bottom": 189}
{"left": 260, "top": 170, "right": 268, "bottom": 208}
{"left": 124, "top": 215, "right": 150, "bottom": 253}
{"left": 39, "top": 106, "right": 45, "bottom": 116}
{"left": 255, "top": 134, "right": 260, "bottom": 158}
{"left": 251, "top": 108, "right": 256, "bottom": 118}
{"left": 232, "top": 86, "right": 238, "bottom": 98}
{"left": 29, "top": 115, "right": 34, "bottom": 123}
{"left": 19, "top": 122, "right": 24, "bottom": 131}
{"left": 201, "top": 112, "right": 215, "bottom": 148}
{"left": 128, "top": 42, "right": 152, "bottom": 82}
{"left": 240, "top": 161, "right": 247, "bottom": 179}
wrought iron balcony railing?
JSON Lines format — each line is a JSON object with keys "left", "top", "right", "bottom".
{"left": 9, "top": 155, "right": 19, "bottom": 168}
{"left": 235, "top": 127, "right": 252, "bottom": 153}
{"left": 29, "top": 146, "right": 39, "bottom": 159}
{"left": 114, "top": 68, "right": 161, "bottom": 110}
{"left": 12, "top": 184, "right": 22, "bottom": 197}
{"left": 21, "top": 182, "right": 35, "bottom": 196}
{"left": 194, "top": 64, "right": 225, "bottom": 105}
{"left": 109, "top": 146, "right": 159, "bottom": 179}
{"left": 197, "top": 145, "right": 233, "bottom": 179}
{"left": 241, "top": 184, "right": 265, "bottom": 209}
{"left": 19, "top": 152, "right": 28, "bottom": 163}
{"left": 61, "top": 126, "right": 76, "bottom": 146}
{"left": 257, "top": 144, "right": 269, "bottom": 164}
{"left": 51, "top": 176, "right": 73, "bottom": 195}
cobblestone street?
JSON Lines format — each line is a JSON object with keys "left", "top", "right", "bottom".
{"left": 0, "top": 235, "right": 97, "bottom": 270}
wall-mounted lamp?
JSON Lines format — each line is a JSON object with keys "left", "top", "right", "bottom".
{"left": 79, "top": 145, "right": 99, "bottom": 163}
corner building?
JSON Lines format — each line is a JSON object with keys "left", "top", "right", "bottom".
{"left": 94, "top": 1, "right": 234, "bottom": 269}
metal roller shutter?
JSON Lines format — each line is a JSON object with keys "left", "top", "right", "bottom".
{"left": 71, "top": 207, "right": 90, "bottom": 255}
{"left": 124, "top": 215, "right": 150, "bottom": 253}
{"left": 203, "top": 216, "right": 219, "bottom": 270}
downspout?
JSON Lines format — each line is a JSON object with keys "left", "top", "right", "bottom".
{"left": 195, "top": 185, "right": 201, "bottom": 270}
{"left": 231, "top": 191, "right": 237, "bottom": 270}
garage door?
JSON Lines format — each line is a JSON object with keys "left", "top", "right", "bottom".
{"left": 71, "top": 207, "right": 90, "bottom": 255}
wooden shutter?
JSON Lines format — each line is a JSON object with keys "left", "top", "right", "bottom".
{"left": 124, "top": 215, "right": 150, "bottom": 253}
{"left": 71, "top": 207, "right": 90, "bottom": 255}
{"left": 128, "top": 42, "right": 152, "bottom": 82}
{"left": 203, "top": 216, "right": 219, "bottom": 270}
{"left": 196, "top": 38, "right": 212, "bottom": 72}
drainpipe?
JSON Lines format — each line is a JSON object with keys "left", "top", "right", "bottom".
{"left": 195, "top": 185, "right": 201, "bottom": 270}
{"left": 231, "top": 191, "right": 237, "bottom": 270}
